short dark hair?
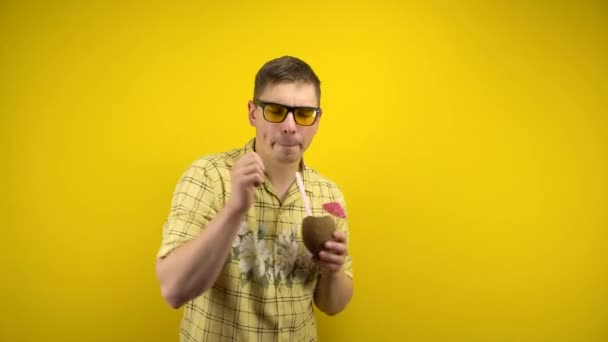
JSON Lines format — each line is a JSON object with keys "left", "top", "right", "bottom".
{"left": 253, "top": 56, "right": 321, "bottom": 103}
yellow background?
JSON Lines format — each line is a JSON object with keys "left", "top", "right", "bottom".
{"left": 2, "top": 1, "right": 607, "bottom": 341}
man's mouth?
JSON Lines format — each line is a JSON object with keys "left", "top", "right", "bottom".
{"left": 275, "top": 141, "right": 299, "bottom": 147}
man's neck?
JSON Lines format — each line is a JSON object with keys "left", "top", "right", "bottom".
{"left": 264, "top": 159, "right": 301, "bottom": 200}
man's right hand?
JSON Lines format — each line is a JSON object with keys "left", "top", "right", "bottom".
{"left": 227, "top": 152, "right": 265, "bottom": 215}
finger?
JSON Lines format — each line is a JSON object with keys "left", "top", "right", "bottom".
{"left": 242, "top": 173, "right": 264, "bottom": 187}
{"left": 313, "top": 255, "right": 343, "bottom": 274}
{"left": 249, "top": 151, "right": 262, "bottom": 161}
{"left": 323, "top": 241, "right": 347, "bottom": 256}
{"left": 331, "top": 231, "right": 347, "bottom": 243}
{"left": 235, "top": 163, "right": 265, "bottom": 180}
{"left": 248, "top": 152, "right": 266, "bottom": 172}
{"left": 242, "top": 157, "right": 265, "bottom": 176}
{"left": 235, "top": 153, "right": 263, "bottom": 170}
{"left": 233, "top": 165, "right": 264, "bottom": 187}
{"left": 318, "top": 250, "right": 345, "bottom": 265}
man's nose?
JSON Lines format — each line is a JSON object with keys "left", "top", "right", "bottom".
{"left": 281, "top": 112, "right": 297, "bottom": 134}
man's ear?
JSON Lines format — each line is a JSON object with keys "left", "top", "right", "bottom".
{"left": 247, "top": 101, "right": 257, "bottom": 126}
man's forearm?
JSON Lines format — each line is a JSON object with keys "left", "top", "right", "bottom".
{"left": 314, "top": 271, "right": 353, "bottom": 316}
{"left": 156, "top": 204, "right": 245, "bottom": 308}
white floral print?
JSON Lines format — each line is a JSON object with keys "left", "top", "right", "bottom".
{"left": 275, "top": 231, "right": 300, "bottom": 281}
{"left": 239, "top": 234, "right": 270, "bottom": 279}
{"left": 233, "top": 222, "right": 314, "bottom": 287}
{"left": 232, "top": 220, "right": 250, "bottom": 248}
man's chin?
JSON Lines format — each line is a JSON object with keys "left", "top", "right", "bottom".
{"left": 275, "top": 150, "right": 302, "bottom": 164}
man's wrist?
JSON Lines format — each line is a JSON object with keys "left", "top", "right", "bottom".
{"left": 319, "top": 269, "right": 342, "bottom": 280}
{"left": 224, "top": 201, "right": 249, "bottom": 219}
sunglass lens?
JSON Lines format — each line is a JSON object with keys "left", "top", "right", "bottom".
{"left": 294, "top": 108, "right": 317, "bottom": 126}
{"left": 263, "top": 104, "right": 287, "bottom": 123}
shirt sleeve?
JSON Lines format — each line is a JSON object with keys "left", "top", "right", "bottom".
{"left": 157, "top": 161, "right": 220, "bottom": 259}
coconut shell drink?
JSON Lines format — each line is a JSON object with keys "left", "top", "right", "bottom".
{"left": 302, "top": 215, "right": 336, "bottom": 255}
{"left": 295, "top": 172, "right": 346, "bottom": 255}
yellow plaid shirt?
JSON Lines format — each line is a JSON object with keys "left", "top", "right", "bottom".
{"left": 158, "top": 139, "right": 353, "bottom": 342}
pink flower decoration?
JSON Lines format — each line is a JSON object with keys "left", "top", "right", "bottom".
{"left": 323, "top": 202, "right": 346, "bottom": 218}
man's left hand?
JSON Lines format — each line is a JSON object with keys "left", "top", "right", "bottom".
{"left": 315, "top": 231, "right": 348, "bottom": 275}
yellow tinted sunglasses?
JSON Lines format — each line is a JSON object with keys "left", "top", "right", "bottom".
{"left": 254, "top": 100, "right": 322, "bottom": 126}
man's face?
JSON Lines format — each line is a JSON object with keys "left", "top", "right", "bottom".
{"left": 248, "top": 82, "right": 320, "bottom": 166}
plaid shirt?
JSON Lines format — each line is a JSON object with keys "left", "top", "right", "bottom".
{"left": 158, "top": 139, "right": 353, "bottom": 342}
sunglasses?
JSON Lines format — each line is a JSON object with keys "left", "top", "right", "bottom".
{"left": 254, "top": 100, "right": 322, "bottom": 126}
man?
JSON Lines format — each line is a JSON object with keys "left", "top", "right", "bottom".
{"left": 156, "top": 56, "right": 353, "bottom": 341}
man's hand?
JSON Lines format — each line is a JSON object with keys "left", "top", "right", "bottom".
{"left": 226, "top": 152, "right": 265, "bottom": 215}
{"left": 313, "top": 230, "right": 352, "bottom": 315}
{"left": 315, "top": 230, "right": 348, "bottom": 275}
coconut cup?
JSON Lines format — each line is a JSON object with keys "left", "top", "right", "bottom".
{"left": 302, "top": 215, "right": 336, "bottom": 255}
